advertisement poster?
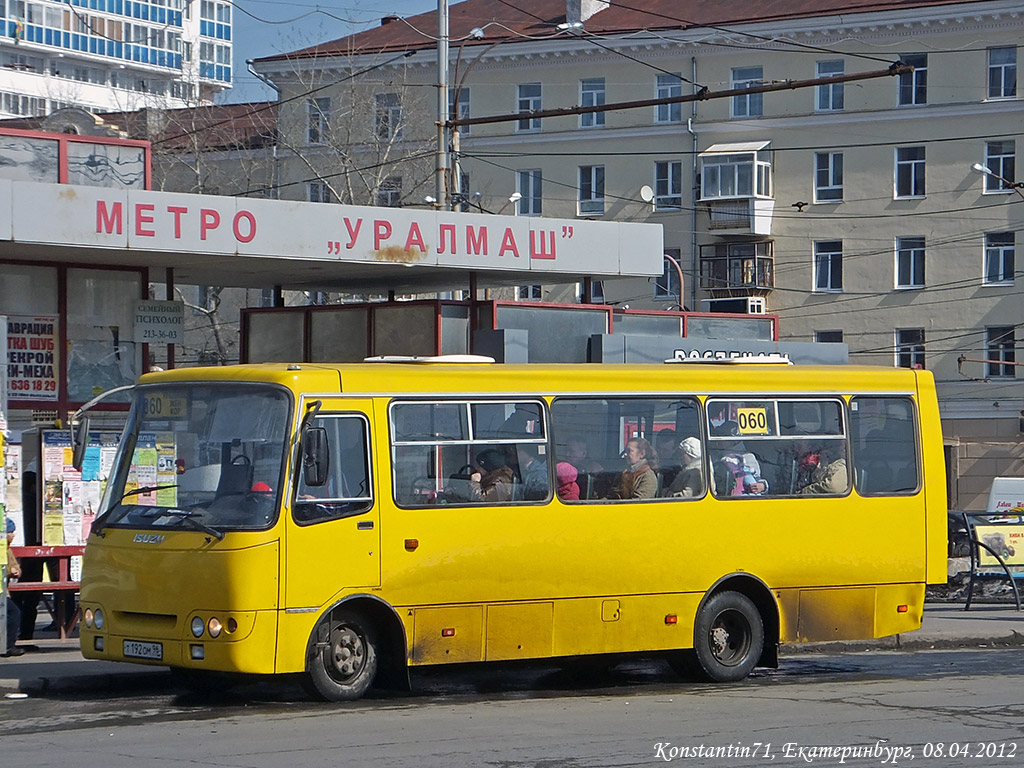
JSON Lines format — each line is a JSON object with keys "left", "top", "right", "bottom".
{"left": 6, "top": 314, "right": 59, "bottom": 402}
{"left": 39, "top": 429, "right": 121, "bottom": 546}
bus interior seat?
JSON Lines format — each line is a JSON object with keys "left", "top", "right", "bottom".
{"left": 216, "top": 459, "right": 253, "bottom": 497}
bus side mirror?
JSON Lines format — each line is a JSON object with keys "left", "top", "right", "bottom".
{"left": 303, "top": 426, "right": 329, "bottom": 487}
{"left": 71, "top": 415, "right": 91, "bottom": 471}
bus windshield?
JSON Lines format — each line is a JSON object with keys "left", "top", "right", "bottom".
{"left": 94, "top": 383, "right": 292, "bottom": 535}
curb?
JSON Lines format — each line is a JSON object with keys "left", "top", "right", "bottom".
{"left": 784, "top": 631, "right": 1024, "bottom": 655}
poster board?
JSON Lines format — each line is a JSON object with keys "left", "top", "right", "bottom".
{"left": 39, "top": 428, "right": 121, "bottom": 545}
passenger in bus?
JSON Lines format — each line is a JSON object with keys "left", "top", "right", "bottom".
{"left": 666, "top": 437, "right": 704, "bottom": 498}
{"left": 518, "top": 444, "right": 549, "bottom": 501}
{"left": 655, "top": 429, "right": 682, "bottom": 487}
{"left": 469, "top": 449, "right": 516, "bottom": 502}
{"left": 609, "top": 438, "right": 658, "bottom": 499}
{"left": 795, "top": 444, "right": 848, "bottom": 495}
{"left": 715, "top": 450, "right": 768, "bottom": 496}
{"left": 500, "top": 403, "right": 541, "bottom": 436}
{"left": 556, "top": 461, "right": 580, "bottom": 501}
{"left": 708, "top": 404, "right": 740, "bottom": 437}
{"left": 565, "top": 438, "right": 603, "bottom": 474}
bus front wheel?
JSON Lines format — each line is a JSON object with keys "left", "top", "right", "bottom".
{"left": 691, "top": 591, "right": 763, "bottom": 683}
{"left": 304, "top": 610, "right": 378, "bottom": 701}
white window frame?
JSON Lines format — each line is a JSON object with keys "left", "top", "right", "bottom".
{"left": 578, "top": 165, "right": 605, "bottom": 216}
{"left": 898, "top": 53, "right": 928, "bottom": 106}
{"left": 731, "top": 66, "right": 763, "bottom": 118}
{"left": 580, "top": 78, "right": 605, "bottom": 128}
{"left": 895, "top": 146, "right": 925, "bottom": 198}
{"left": 986, "top": 326, "right": 1016, "bottom": 378}
{"left": 449, "top": 87, "right": 470, "bottom": 135}
{"left": 983, "top": 140, "right": 1016, "bottom": 193}
{"left": 984, "top": 232, "right": 1015, "bottom": 285}
{"left": 375, "top": 93, "right": 402, "bottom": 140}
{"left": 515, "top": 285, "right": 543, "bottom": 301}
{"left": 516, "top": 83, "right": 542, "bottom": 132}
{"left": 895, "top": 236, "right": 926, "bottom": 289}
{"left": 988, "top": 47, "right": 1017, "bottom": 100}
{"left": 307, "top": 97, "right": 330, "bottom": 145}
{"left": 895, "top": 328, "right": 925, "bottom": 369}
{"left": 654, "top": 249, "right": 682, "bottom": 301}
{"left": 308, "top": 181, "right": 331, "bottom": 203}
{"left": 816, "top": 60, "right": 844, "bottom": 111}
{"left": 655, "top": 74, "right": 682, "bottom": 124}
{"left": 653, "top": 161, "right": 682, "bottom": 211}
{"left": 814, "top": 152, "right": 843, "bottom": 202}
{"left": 376, "top": 177, "right": 402, "bottom": 208}
{"left": 813, "top": 240, "right": 843, "bottom": 292}
{"left": 517, "top": 169, "right": 542, "bottom": 216}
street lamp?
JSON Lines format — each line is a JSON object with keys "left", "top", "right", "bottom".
{"left": 971, "top": 163, "right": 1024, "bottom": 200}
{"left": 497, "top": 192, "right": 521, "bottom": 215}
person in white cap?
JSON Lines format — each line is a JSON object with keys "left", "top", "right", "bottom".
{"left": 666, "top": 437, "right": 704, "bottom": 498}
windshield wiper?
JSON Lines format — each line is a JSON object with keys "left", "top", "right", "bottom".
{"left": 92, "top": 484, "right": 182, "bottom": 537}
{"left": 137, "top": 508, "right": 225, "bottom": 541}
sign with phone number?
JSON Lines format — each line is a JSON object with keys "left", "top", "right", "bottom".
{"left": 6, "top": 314, "right": 59, "bottom": 402}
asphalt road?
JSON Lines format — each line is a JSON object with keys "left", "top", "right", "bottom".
{"left": 3, "top": 648, "right": 1023, "bottom": 767}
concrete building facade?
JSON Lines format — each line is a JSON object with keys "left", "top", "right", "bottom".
{"left": 252, "top": 0, "right": 1022, "bottom": 510}
{"left": 0, "top": 0, "right": 232, "bottom": 118}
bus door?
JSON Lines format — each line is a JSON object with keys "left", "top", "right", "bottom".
{"left": 285, "top": 401, "right": 380, "bottom": 609}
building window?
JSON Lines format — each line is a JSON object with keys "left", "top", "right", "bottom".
{"left": 701, "top": 151, "right": 772, "bottom": 199}
{"left": 898, "top": 53, "right": 927, "bottom": 105}
{"left": 731, "top": 66, "right": 763, "bottom": 118}
{"left": 983, "top": 140, "right": 1016, "bottom": 192}
{"left": 375, "top": 93, "right": 402, "bottom": 140}
{"left": 376, "top": 176, "right": 402, "bottom": 207}
{"left": 516, "top": 285, "right": 542, "bottom": 301}
{"left": 517, "top": 169, "right": 542, "bottom": 216}
{"left": 654, "top": 248, "right": 682, "bottom": 302}
{"left": 580, "top": 78, "right": 605, "bottom": 128}
{"left": 815, "top": 330, "right": 843, "bottom": 343}
{"left": 984, "top": 232, "right": 1015, "bottom": 284}
{"left": 816, "top": 60, "right": 844, "bottom": 111}
{"left": 654, "top": 161, "right": 682, "bottom": 211}
{"left": 516, "top": 83, "right": 542, "bottom": 131}
{"left": 988, "top": 47, "right": 1017, "bottom": 99}
{"left": 700, "top": 241, "right": 774, "bottom": 291}
{"left": 308, "top": 181, "right": 331, "bottom": 203}
{"left": 655, "top": 74, "right": 682, "bottom": 124}
{"left": 896, "top": 329, "right": 925, "bottom": 369}
{"left": 895, "top": 146, "right": 925, "bottom": 198}
{"left": 449, "top": 87, "right": 470, "bottom": 135}
{"left": 814, "top": 152, "right": 843, "bottom": 202}
{"left": 578, "top": 165, "right": 604, "bottom": 216}
{"left": 986, "top": 326, "right": 1016, "bottom": 378}
{"left": 896, "top": 236, "right": 926, "bottom": 289}
{"left": 307, "top": 97, "right": 330, "bottom": 144}
{"left": 814, "top": 240, "right": 842, "bottom": 292}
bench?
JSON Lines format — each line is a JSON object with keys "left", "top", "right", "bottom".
{"left": 960, "top": 512, "right": 1024, "bottom": 612}
{"left": 8, "top": 545, "right": 85, "bottom": 640}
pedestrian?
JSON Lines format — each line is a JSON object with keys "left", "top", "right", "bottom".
{"left": 4, "top": 518, "right": 24, "bottom": 657}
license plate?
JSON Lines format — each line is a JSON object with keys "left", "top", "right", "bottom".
{"left": 123, "top": 640, "right": 163, "bottom": 660}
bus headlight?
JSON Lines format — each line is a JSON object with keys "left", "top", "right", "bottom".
{"left": 191, "top": 616, "right": 205, "bottom": 638}
{"left": 94, "top": 608, "right": 105, "bottom": 630}
{"left": 207, "top": 617, "right": 222, "bottom": 638}
{"left": 84, "top": 608, "right": 94, "bottom": 628}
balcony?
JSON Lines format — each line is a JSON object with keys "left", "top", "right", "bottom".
{"left": 699, "top": 241, "right": 774, "bottom": 298}
{"left": 699, "top": 142, "right": 775, "bottom": 235}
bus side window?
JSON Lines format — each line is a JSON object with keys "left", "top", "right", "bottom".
{"left": 851, "top": 397, "right": 919, "bottom": 495}
{"left": 294, "top": 414, "right": 373, "bottom": 524}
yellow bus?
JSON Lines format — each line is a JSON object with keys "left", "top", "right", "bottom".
{"left": 77, "top": 358, "right": 946, "bottom": 700}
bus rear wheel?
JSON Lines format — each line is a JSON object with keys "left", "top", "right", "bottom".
{"left": 690, "top": 591, "right": 763, "bottom": 682}
{"left": 304, "top": 610, "right": 378, "bottom": 701}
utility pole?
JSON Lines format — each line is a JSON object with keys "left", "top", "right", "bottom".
{"left": 435, "top": 0, "right": 449, "bottom": 210}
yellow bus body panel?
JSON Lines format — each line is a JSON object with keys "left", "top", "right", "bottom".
{"left": 81, "top": 362, "right": 946, "bottom": 675}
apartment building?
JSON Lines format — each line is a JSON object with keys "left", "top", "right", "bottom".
{"left": 0, "top": 0, "right": 232, "bottom": 118}
{"left": 256, "top": 0, "right": 1021, "bottom": 508}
